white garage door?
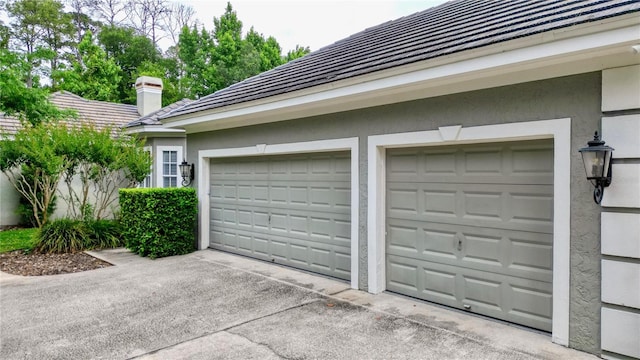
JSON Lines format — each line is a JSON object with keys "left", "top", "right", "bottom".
{"left": 386, "top": 140, "right": 554, "bottom": 331}
{"left": 210, "top": 152, "right": 351, "bottom": 280}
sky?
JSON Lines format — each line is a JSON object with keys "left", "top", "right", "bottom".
{"left": 181, "top": 0, "right": 449, "bottom": 52}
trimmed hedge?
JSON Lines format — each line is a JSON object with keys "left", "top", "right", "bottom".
{"left": 119, "top": 187, "right": 197, "bottom": 259}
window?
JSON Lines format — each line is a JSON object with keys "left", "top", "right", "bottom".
{"left": 156, "top": 146, "right": 183, "bottom": 188}
{"left": 162, "top": 150, "right": 178, "bottom": 187}
{"left": 139, "top": 147, "right": 152, "bottom": 188}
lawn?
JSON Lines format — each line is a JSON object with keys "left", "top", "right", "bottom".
{"left": 0, "top": 228, "right": 38, "bottom": 253}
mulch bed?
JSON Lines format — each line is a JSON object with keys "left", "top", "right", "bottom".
{"left": 0, "top": 251, "right": 112, "bottom": 276}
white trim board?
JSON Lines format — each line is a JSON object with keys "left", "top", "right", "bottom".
{"left": 163, "top": 24, "right": 639, "bottom": 133}
{"left": 198, "top": 137, "right": 360, "bottom": 289}
{"left": 156, "top": 145, "right": 184, "bottom": 188}
{"left": 367, "top": 118, "right": 571, "bottom": 346}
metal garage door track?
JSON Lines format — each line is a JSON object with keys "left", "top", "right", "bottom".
{"left": 1, "top": 249, "right": 594, "bottom": 359}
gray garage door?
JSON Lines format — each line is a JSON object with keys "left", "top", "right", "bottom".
{"left": 386, "top": 140, "right": 554, "bottom": 331}
{"left": 210, "top": 152, "right": 351, "bottom": 280}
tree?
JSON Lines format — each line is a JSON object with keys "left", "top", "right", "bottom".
{"left": 53, "top": 31, "right": 122, "bottom": 101}
{"left": 5, "top": 0, "right": 72, "bottom": 87}
{"left": 0, "top": 120, "right": 150, "bottom": 227}
{"left": 57, "top": 123, "right": 150, "bottom": 221}
{"left": 98, "top": 25, "right": 160, "bottom": 103}
{"left": 65, "top": 0, "right": 100, "bottom": 62}
{"left": 0, "top": 121, "right": 72, "bottom": 228}
{"left": 285, "top": 45, "right": 311, "bottom": 63}
{"left": 162, "top": 1, "right": 195, "bottom": 46}
{"left": 96, "top": 0, "right": 126, "bottom": 26}
{"left": 213, "top": 2, "right": 242, "bottom": 44}
{"left": 0, "top": 21, "right": 9, "bottom": 49}
{"left": 125, "top": 0, "right": 170, "bottom": 46}
{"left": 177, "top": 24, "right": 217, "bottom": 98}
{"left": 0, "top": 49, "right": 67, "bottom": 125}
{"left": 246, "top": 28, "right": 283, "bottom": 72}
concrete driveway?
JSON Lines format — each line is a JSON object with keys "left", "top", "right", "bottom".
{"left": 1, "top": 249, "right": 596, "bottom": 359}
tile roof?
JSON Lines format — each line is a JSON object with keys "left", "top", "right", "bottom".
{"left": 0, "top": 91, "right": 140, "bottom": 136}
{"left": 164, "top": 0, "right": 640, "bottom": 119}
{"left": 124, "top": 98, "right": 193, "bottom": 128}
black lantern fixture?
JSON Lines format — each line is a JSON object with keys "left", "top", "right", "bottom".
{"left": 179, "top": 160, "right": 194, "bottom": 186}
{"left": 578, "top": 131, "right": 614, "bottom": 204}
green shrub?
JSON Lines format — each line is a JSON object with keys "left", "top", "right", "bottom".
{"left": 36, "top": 219, "right": 89, "bottom": 253}
{"left": 120, "top": 187, "right": 197, "bottom": 259}
{"left": 34, "top": 218, "right": 124, "bottom": 254}
{"left": 85, "top": 219, "right": 123, "bottom": 249}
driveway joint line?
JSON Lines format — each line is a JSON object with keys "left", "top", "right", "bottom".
{"left": 198, "top": 253, "right": 537, "bottom": 358}
{"left": 327, "top": 288, "right": 350, "bottom": 296}
{"left": 197, "top": 253, "right": 350, "bottom": 298}
{"left": 126, "top": 298, "right": 322, "bottom": 359}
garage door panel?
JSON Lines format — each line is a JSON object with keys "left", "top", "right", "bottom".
{"left": 508, "top": 193, "right": 553, "bottom": 224}
{"left": 463, "top": 150, "right": 504, "bottom": 174}
{"left": 387, "top": 215, "right": 552, "bottom": 236}
{"left": 387, "top": 219, "right": 552, "bottom": 282}
{"left": 386, "top": 140, "right": 553, "bottom": 331}
{"left": 387, "top": 254, "right": 553, "bottom": 331}
{"left": 214, "top": 181, "right": 348, "bottom": 211}
{"left": 388, "top": 183, "right": 553, "bottom": 232}
{"left": 511, "top": 147, "right": 554, "bottom": 174}
{"left": 333, "top": 250, "right": 351, "bottom": 275}
{"left": 462, "top": 234, "right": 502, "bottom": 267}
{"left": 210, "top": 152, "right": 351, "bottom": 281}
{"left": 213, "top": 224, "right": 352, "bottom": 249}
{"left": 387, "top": 224, "right": 420, "bottom": 253}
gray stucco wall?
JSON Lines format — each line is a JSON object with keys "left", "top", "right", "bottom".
{"left": 186, "top": 72, "right": 602, "bottom": 354}
{"left": 144, "top": 137, "right": 187, "bottom": 188}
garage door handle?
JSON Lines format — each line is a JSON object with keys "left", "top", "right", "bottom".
{"left": 457, "top": 237, "right": 462, "bottom": 251}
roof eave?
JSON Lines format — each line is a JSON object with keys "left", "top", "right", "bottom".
{"left": 162, "top": 16, "right": 640, "bottom": 134}
{"left": 125, "top": 125, "right": 186, "bottom": 138}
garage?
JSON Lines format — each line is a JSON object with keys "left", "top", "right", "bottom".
{"left": 209, "top": 151, "right": 352, "bottom": 280}
{"left": 385, "top": 140, "right": 554, "bottom": 331}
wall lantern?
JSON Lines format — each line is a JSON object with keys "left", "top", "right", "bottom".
{"left": 578, "top": 131, "right": 614, "bottom": 204}
{"left": 179, "top": 160, "right": 194, "bottom": 186}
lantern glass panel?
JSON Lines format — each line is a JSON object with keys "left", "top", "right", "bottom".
{"left": 179, "top": 162, "right": 190, "bottom": 179}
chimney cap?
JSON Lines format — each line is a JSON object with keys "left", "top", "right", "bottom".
{"left": 135, "top": 76, "right": 163, "bottom": 90}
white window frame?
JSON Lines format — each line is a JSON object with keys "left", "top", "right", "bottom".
{"left": 199, "top": 137, "right": 360, "bottom": 290}
{"left": 157, "top": 146, "right": 183, "bottom": 188}
{"left": 138, "top": 146, "right": 152, "bottom": 188}
{"left": 367, "top": 118, "right": 571, "bottom": 346}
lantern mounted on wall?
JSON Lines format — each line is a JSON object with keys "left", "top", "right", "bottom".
{"left": 179, "top": 160, "right": 194, "bottom": 186}
{"left": 578, "top": 131, "right": 614, "bottom": 204}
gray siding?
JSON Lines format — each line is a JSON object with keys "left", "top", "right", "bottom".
{"left": 145, "top": 137, "right": 187, "bottom": 188}
{"left": 186, "top": 72, "right": 602, "bottom": 353}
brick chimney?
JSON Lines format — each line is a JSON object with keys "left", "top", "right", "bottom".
{"left": 135, "top": 76, "right": 163, "bottom": 116}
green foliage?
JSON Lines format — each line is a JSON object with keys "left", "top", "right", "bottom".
{"left": 3, "top": 1, "right": 311, "bottom": 104}
{"left": 5, "top": 0, "right": 73, "bottom": 87}
{"left": 0, "top": 49, "right": 68, "bottom": 126}
{"left": 84, "top": 219, "right": 123, "bottom": 249}
{"left": 97, "top": 25, "right": 160, "bottom": 103}
{"left": 57, "top": 122, "right": 152, "bottom": 221}
{"left": 285, "top": 45, "right": 311, "bottom": 63}
{"left": 135, "top": 59, "right": 184, "bottom": 106}
{"left": 0, "top": 121, "right": 73, "bottom": 228}
{"left": 53, "top": 31, "right": 122, "bottom": 102}
{"left": 34, "top": 218, "right": 123, "bottom": 253}
{"left": 177, "top": 24, "right": 217, "bottom": 98}
{"left": 36, "top": 218, "right": 88, "bottom": 253}
{"left": 120, "top": 187, "right": 197, "bottom": 259}
{"left": 0, "top": 21, "right": 9, "bottom": 49}
{"left": 0, "top": 227, "right": 38, "bottom": 253}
